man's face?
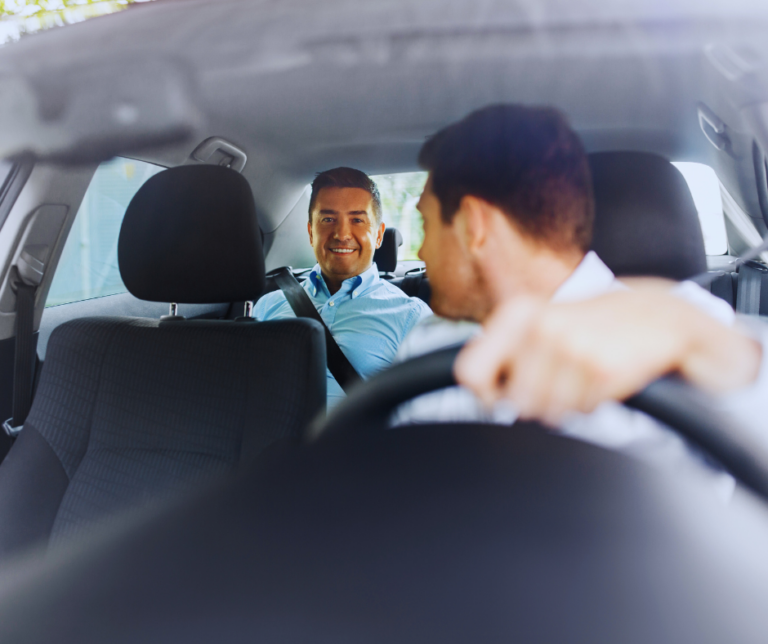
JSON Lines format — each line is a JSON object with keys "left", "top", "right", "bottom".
{"left": 308, "top": 187, "right": 385, "bottom": 285}
{"left": 417, "top": 176, "right": 488, "bottom": 321}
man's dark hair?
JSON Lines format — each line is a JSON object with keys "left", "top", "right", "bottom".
{"left": 418, "top": 104, "right": 594, "bottom": 252}
{"left": 309, "top": 167, "right": 383, "bottom": 224}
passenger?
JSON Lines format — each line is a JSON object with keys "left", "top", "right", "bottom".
{"left": 395, "top": 104, "right": 740, "bottom": 489}
{"left": 254, "top": 167, "right": 431, "bottom": 409}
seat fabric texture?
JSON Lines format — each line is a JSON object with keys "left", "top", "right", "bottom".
{"left": 0, "top": 316, "right": 325, "bottom": 554}
{"left": 0, "top": 164, "right": 326, "bottom": 559}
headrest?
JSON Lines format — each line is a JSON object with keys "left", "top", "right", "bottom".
{"left": 374, "top": 227, "right": 403, "bottom": 273}
{"left": 589, "top": 152, "right": 707, "bottom": 281}
{"left": 118, "top": 165, "right": 265, "bottom": 303}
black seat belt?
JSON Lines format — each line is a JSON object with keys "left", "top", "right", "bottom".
{"left": 3, "top": 269, "right": 38, "bottom": 438}
{"left": 736, "top": 261, "right": 764, "bottom": 316}
{"left": 269, "top": 267, "right": 362, "bottom": 392}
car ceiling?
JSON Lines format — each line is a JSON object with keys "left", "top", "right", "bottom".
{"left": 1, "top": 0, "right": 768, "bottom": 235}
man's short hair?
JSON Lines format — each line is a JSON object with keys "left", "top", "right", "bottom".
{"left": 418, "top": 104, "right": 594, "bottom": 253}
{"left": 309, "top": 167, "right": 383, "bottom": 224}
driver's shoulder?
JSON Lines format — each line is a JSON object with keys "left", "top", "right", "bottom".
{"left": 671, "top": 280, "right": 735, "bottom": 327}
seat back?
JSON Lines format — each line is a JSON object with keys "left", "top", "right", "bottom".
{"left": 0, "top": 166, "right": 326, "bottom": 557}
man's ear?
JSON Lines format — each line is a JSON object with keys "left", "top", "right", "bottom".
{"left": 457, "top": 195, "right": 490, "bottom": 255}
{"left": 307, "top": 220, "right": 313, "bottom": 245}
{"left": 375, "top": 221, "right": 386, "bottom": 249}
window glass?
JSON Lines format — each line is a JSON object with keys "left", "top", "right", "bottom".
{"left": 372, "top": 172, "right": 428, "bottom": 261}
{"left": 46, "top": 157, "right": 164, "bottom": 307}
{"left": 671, "top": 162, "right": 727, "bottom": 256}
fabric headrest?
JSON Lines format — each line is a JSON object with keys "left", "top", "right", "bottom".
{"left": 118, "top": 165, "right": 265, "bottom": 303}
{"left": 589, "top": 152, "right": 707, "bottom": 281}
{"left": 374, "top": 227, "right": 403, "bottom": 273}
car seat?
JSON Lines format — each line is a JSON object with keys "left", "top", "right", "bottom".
{"left": 0, "top": 165, "right": 326, "bottom": 558}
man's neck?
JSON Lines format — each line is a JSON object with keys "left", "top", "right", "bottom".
{"left": 322, "top": 273, "right": 344, "bottom": 295}
{"left": 321, "top": 265, "right": 370, "bottom": 295}
{"left": 480, "top": 249, "right": 586, "bottom": 321}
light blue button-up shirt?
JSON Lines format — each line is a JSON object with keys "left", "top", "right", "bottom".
{"left": 253, "top": 263, "right": 432, "bottom": 409}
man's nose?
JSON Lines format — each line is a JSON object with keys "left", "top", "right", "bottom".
{"left": 333, "top": 219, "right": 352, "bottom": 240}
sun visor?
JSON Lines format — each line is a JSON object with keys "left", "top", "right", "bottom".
{"left": 0, "top": 56, "right": 203, "bottom": 164}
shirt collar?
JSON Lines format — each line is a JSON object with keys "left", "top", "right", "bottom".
{"left": 308, "top": 262, "right": 381, "bottom": 298}
{"left": 551, "top": 251, "right": 618, "bottom": 303}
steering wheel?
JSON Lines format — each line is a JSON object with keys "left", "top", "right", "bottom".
{"left": 308, "top": 345, "right": 768, "bottom": 502}
{"left": 3, "top": 348, "right": 768, "bottom": 643}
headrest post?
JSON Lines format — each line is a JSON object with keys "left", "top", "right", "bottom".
{"left": 244, "top": 301, "right": 253, "bottom": 318}
{"left": 169, "top": 302, "right": 178, "bottom": 317}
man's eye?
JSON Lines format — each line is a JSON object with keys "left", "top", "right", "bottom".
{"left": 353, "top": 218, "right": 365, "bottom": 224}
{"left": 322, "top": 217, "right": 334, "bottom": 223}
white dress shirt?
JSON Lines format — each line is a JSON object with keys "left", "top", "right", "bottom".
{"left": 393, "top": 251, "right": 759, "bottom": 498}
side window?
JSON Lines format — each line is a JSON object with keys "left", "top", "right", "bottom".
{"left": 46, "top": 157, "right": 163, "bottom": 307}
{"left": 672, "top": 162, "right": 728, "bottom": 256}
{"left": 372, "top": 172, "right": 428, "bottom": 260}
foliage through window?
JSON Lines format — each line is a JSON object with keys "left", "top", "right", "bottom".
{"left": 0, "top": 1, "right": 152, "bottom": 45}
{"left": 372, "top": 172, "right": 427, "bottom": 262}
{"left": 46, "top": 157, "right": 163, "bottom": 307}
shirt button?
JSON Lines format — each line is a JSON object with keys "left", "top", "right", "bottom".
{"left": 329, "top": 301, "right": 335, "bottom": 307}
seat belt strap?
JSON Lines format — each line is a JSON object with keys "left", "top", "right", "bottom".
{"left": 270, "top": 267, "right": 362, "bottom": 392}
{"left": 736, "top": 261, "right": 763, "bottom": 316}
{"left": 3, "top": 277, "right": 37, "bottom": 437}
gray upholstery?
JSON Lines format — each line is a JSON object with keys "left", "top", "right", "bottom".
{"left": 589, "top": 151, "right": 707, "bottom": 280}
{"left": 0, "top": 316, "right": 325, "bottom": 553}
{"left": 0, "top": 164, "right": 327, "bottom": 558}
{"left": 118, "top": 165, "right": 266, "bottom": 303}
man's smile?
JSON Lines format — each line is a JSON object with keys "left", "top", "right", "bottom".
{"left": 329, "top": 248, "right": 357, "bottom": 254}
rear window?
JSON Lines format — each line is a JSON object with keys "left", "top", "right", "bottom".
{"left": 672, "top": 162, "right": 727, "bottom": 256}
{"left": 46, "top": 157, "right": 163, "bottom": 307}
{"left": 372, "top": 172, "right": 428, "bottom": 261}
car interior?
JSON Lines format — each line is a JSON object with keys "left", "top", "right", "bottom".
{"left": 0, "top": 0, "right": 768, "bottom": 641}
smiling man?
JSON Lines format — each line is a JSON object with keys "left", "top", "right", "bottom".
{"left": 254, "top": 167, "right": 431, "bottom": 408}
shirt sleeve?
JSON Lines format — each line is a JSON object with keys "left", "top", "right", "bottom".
{"left": 251, "top": 290, "right": 291, "bottom": 322}
{"left": 672, "top": 280, "right": 736, "bottom": 326}
{"left": 716, "top": 318, "right": 768, "bottom": 439}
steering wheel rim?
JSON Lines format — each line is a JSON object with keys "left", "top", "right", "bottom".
{"left": 308, "top": 344, "right": 768, "bottom": 502}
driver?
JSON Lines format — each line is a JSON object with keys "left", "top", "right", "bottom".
{"left": 395, "top": 104, "right": 743, "bottom": 489}
{"left": 455, "top": 283, "right": 767, "bottom": 436}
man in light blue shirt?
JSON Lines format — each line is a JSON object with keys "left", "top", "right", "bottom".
{"left": 254, "top": 167, "right": 431, "bottom": 408}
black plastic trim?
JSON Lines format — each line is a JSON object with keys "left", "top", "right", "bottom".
{"left": 752, "top": 141, "right": 768, "bottom": 227}
{"left": 0, "top": 158, "right": 34, "bottom": 233}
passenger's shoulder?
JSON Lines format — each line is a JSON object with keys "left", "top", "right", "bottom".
{"left": 253, "top": 288, "right": 290, "bottom": 320}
